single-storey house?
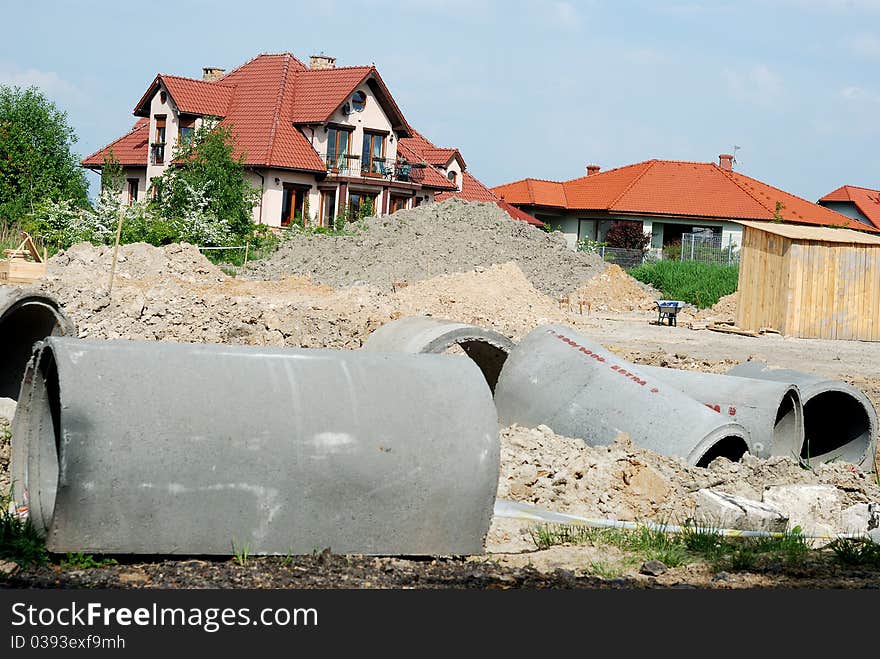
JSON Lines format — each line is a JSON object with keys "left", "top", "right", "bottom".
{"left": 818, "top": 185, "right": 880, "bottom": 231}
{"left": 491, "top": 155, "right": 873, "bottom": 251}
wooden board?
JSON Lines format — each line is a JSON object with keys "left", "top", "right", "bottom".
{"left": 0, "top": 259, "right": 47, "bottom": 284}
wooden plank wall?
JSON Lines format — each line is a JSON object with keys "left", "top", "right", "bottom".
{"left": 737, "top": 225, "right": 880, "bottom": 340}
{"left": 736, "top": 226, "right": 789, "bottom": 332}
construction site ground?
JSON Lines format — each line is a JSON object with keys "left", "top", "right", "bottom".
{"left": 2, "top": 200, "right": 879, "bottom": 589}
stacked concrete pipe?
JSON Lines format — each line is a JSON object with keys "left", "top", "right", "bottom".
{"left": 727, "top": 362, "right": 877, "bottom": 471}
{"left": 11, "top": 337, "right": 500, "bottom": 555}
{"left": 0, "top": 288, "right": 76, "bottom": 401}
{"left": 493, "top": 325, "right": 750, "bottom": 467}
{"left": 636, "top": 365, "right": 804, "bottom": 459}
{"left": 362, "top": 316, "right": 514, "bottom": 391}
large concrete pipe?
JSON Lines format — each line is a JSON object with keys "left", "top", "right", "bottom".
{"left": 727, "top": 362, "right": 877, "bottom": 470}
{"left": 493, "top": 325, "right": 750, "bottom": 467}
{"left": 636, "top": 365, "right": 803, "bottom": 459}
{"left": 363, "top": 316, "right": 514, "bottom": 391}
{"left": 11, "top": 337, "right": 499, "bottom": 555}
{"left": 0, "top": 288, "right": 76, "bottom": 401}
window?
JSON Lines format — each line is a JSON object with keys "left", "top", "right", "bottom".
{"left": 390, "top": 195, "right": 409, "bottom": 214}
{"left": 281, "top": 183, "right": 310, "bottom": 227}
{"left": 153, "top": 115, "right": 166, "bottom": 164}
{"left": 361, "top": 132, "right": 385, "bottom": 177}
{"left": 348, "top": 191, "right": 377, "bottom": 218}
{"left": 179, "top": 118, "right": 195, "bottom": 146}
{"left": 326, "top": 127, "right": 352, "bottom": 171}
{"left": 127, "top": 179, "right": 139, "bottom": 206}
{"left": 447, "top": 170, "right": 458, "bottom": 185}
{"left": 320, "top": 190, "right": 336, "bottom": 228}
{"left": 351, "top": 91, "right": 366, "bottom": 112}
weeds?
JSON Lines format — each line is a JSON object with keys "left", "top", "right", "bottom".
{"left": 629, "top": 260, "right": 739, "bottom": 308}
{"left": 0, "top": 509, "right": 48, "bottom": 567}
{"left": 232, "top": 541, "right": 250, "bottom": 566}
{"left": 60, "top": 552, "right": 118, "bottom": 569}
{"left": 828, "top": 538, "right": 880, "bottom": 567}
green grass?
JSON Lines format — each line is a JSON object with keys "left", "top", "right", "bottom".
{"left": 828, "top": 538, "right": 880, "bottom": 567}
{"left": 529, "top": 522, "right": 816, "bottom": 573}
{"left": 60, "top": 552, "right": 118, "bottom": 569}
{"left": 629, "top": 261, "right": 739, "bottom": 308}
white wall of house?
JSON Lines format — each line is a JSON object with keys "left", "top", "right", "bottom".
{"left": 250, "top": 169, "right": 320, "bottom": 227}
{"left": 819, "top": 201, "right": 873, "bottom": 228}
{"left": 146, "top": 83, "right": 180, "bottom": 184}
{"left": 121, "top": 167, "right": 148, "bottom": 204}
{"left": 309, "top": 81, "right": 398, "bottom": 167}
{"left": 443, "top": 158, "right": 463, "bottom": 191}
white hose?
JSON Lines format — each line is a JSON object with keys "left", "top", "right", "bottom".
{"left": 493, "top": 498, "right": 867, "bottom": 541}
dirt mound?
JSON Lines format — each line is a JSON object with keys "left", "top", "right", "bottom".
{"left": 571, "top": 264, "right": 659, "bottom": 313}
{"left": 488, "top": 424, "right": 880, "bottom": 552}
{"left": 48, "top": 242, "right": 226, "bottom": 285}
{"left": 392, "top": 262, "right": 590, "bottom": 339}
{"left": 686, "top": 291, "right": 738, "bottom": 324}
{"left": 244, "top": 198, "right": 606, "bottom": 297}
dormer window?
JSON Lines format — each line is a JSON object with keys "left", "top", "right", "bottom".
{"left": 351, "top": 91, "right": 366, "bottom": 112}
{"left": 447, "top": 170, "right": 458, "bottom": 185}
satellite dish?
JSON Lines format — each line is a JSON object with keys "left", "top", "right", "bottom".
{"left": 341, "top": 102, "right": 351, "bottom": 115}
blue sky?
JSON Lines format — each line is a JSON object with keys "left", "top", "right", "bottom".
{"left": 3, "top": 0, "right": 878, "bottom": 200}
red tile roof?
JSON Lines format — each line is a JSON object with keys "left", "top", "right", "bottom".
{"left": 496, "top": 199, "right": 543, "bottom": 227}
{"left": 161, "top": 75, "right": 234, "bottom": 116}
{"left": 396, "top": 142, "right": 457, "bottom": 190}
{"left": 491, "top": 160, "right": 875, "bottom": 232}
{"left": 819, "top": 185, "right": 880, "bottom": 230}
{"left": 288, "top": 66, "right": 372, "bottom": 123}
{"left": 82, "top": 118, "right": 149, "bottom": 166}
{"left": 436, "top": 171, "right": 497, "bottom": 202}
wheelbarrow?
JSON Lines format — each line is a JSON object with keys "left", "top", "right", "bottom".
{"left": 654, "top": 300, "right": 685, "bottom": 326}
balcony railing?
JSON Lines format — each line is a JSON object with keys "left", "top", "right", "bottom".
{"left": 320, "top": 153, "right": 425, "bottom": 183}
{"left": 150, "top": 142, "right": 166, "bottom": 165}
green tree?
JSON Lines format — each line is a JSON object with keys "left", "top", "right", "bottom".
{"left": 0, "top": 85, "right": 90, "bottom": 222}
{"left": 151, "top": 120, "right": 258, "bottom": 241}
{"left": 100, "top": 148, "right": 124, "bottom": 197}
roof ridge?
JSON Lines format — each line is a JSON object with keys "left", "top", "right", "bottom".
{"left": 159, "top": 73, "right": 235, "bottom": 88}
{"left": 302, "top": 64, "right": 372, "bottom": 73}
{"left": 606, "top": 160, "right": 657, "bottom": 209}
{"left": 265, "top": 53, "right": 293, "bottom": 167}
{"left": 713, "top": 167, "right": 778, "bottom": 218}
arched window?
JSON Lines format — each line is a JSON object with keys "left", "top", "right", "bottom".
{"left": 447, "top": 170, "right": 458, "bottom": 185}
{"left": 351, "top": 91, "right": 366, "bottom": 112}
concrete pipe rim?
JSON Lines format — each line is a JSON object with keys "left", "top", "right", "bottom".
{"left": 23, "top": 345, "right": 62, "bottom": 537}
{"left": 767, "top": 387, "right": 804, "bottom": 460}
{"left": 799, "top": 386, "right": 876, "bottom": 467}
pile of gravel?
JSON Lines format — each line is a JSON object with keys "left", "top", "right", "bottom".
{"left": 244, "top": 198, "right": 606, "bottom": 297}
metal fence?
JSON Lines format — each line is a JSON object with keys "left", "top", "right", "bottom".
{"left": 595, "top": 246, "right": 646, "bottom": 268}
{"left": 680, "top": 233, "right": 739, "bottom": 266}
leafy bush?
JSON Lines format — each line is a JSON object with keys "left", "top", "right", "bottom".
{"left": 629, "top": 260, "right": 738, "bottom": 308}
{"left": 605, "top": 221, "right": 649, "bottom": 251}
{"left": 663, "top": 240, "right": 682, "bottom": 261}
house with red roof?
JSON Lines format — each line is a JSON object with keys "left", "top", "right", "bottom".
{"left": 83, "top": 53, "right": 522, "bottom": 228}
{"left": 818, "top": 185, "right": 880, "bottom": 231}
{"left": 491, "top": 155, "right": 871, "bottom": 251}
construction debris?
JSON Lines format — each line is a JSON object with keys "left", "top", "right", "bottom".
{"left": 0, "top": 232, "right": 47, "bottom": 284}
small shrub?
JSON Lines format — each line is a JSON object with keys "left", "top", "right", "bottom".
{"left": 662, "top": 240, "right": 682, "bottom": 261}
{"left": 605, "top": 221, "right": 649, "bottom": 251}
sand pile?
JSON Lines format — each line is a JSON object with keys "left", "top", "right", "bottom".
{"left": 571, "top": 264, "right": 658, "bottom": 313}
{"left": 244, "top": 198, "right": 607, "bottom": 297}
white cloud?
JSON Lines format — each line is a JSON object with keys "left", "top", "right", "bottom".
{"left": 848, "top": 33, "right": 880, "bottom": 57}
{"left": 552, "top": 1, "right": 582, "bottom": 27}
{"left": 840, "top": 85, "right": 880, "bottom": 102}
{"left": 0, "top": 62, "right": 84, "bottom": 104}
{"left": 723, "top": 64, "right": 783, "bottom": 108}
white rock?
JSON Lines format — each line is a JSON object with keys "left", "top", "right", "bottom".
{"left": 0, "top": 397, "right": 16, "bottom": 422}
{"left": 839, "top": 503, "right": 880, "bottom": 535}
{"left": 694, "top": 489, "right": 788, "bottom": 532}
{"left": 763, "top": 484, "right": 843, "bottom": 538}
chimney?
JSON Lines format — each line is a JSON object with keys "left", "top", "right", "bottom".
{"left": 202, "top": 67, "right": 225, "bottom": 82}
{"left": 309, "top": 54, "right": 336, "bottom": 70}
{"left": 585, "top": 164, "right": 601, "bottom": 176}
{"left": 718, "top": 154, "right": 734, "bottom": 171}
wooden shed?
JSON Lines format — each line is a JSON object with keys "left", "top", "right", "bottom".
{"left": 735, "top": 220, "right": 880, "bottom": 341}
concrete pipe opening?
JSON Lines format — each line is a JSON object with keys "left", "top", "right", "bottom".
{"left": 363, "top": 317, "right": 514, "bottom": 392}
{"left": 694, "top": 435, "right": 750, "bottom": 468}
{"left": 0, "top": 290, "right": 76, "bottom": 401}
{"left": 801, "top": 390, "right": 871, "bottom": 463}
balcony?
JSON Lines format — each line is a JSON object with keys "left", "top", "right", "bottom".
{"left": 150, "top": 142, "right": 166, "bottom": 165}
{"left": 320, "top": 153, "right": 425, "bottom": 183}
